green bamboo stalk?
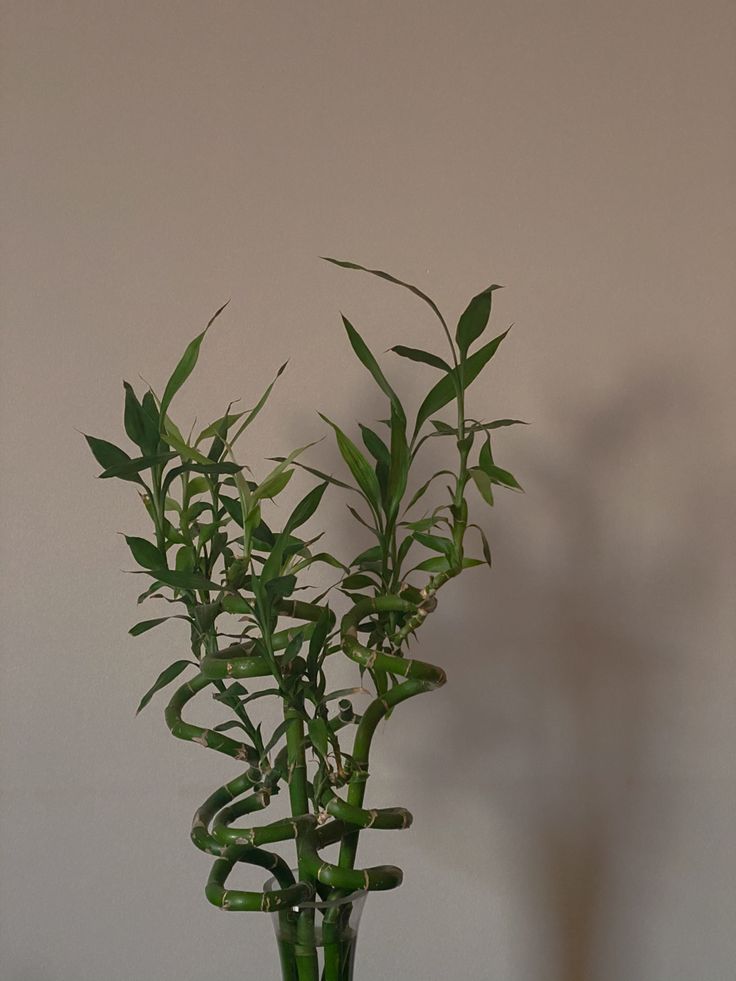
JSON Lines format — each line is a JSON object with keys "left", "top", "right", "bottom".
{"left": 285, "top": 706, "right": 320, "bottom": 981}
{"left": 336, "top": 597, "right": 447, "bottom": 873}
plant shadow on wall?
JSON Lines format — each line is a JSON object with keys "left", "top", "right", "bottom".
{"left": 401, "top": 371, "right": 709, "bottom": 981}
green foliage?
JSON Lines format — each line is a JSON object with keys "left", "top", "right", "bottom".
{"left": 87, "top": 261, "right": 524, "bottom": 940}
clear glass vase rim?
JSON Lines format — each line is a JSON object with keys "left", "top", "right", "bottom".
{"left": 263, "top": 871, "right": 367, "bottom": 910}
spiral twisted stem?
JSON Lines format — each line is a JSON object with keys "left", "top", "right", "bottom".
{"left": 163, "top": 593, "right": 445, "bottom": 916}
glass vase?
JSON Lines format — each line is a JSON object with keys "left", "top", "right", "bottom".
{"left": 264, "top": 874, "right": 367, "bottom": 981}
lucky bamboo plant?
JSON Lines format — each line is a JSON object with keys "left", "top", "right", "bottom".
{"left": 85, "top": 258, "right": 524, "bottom": 981}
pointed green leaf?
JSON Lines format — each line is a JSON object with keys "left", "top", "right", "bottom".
{"left": 222, "top": 594, "right": 254, "bottom": 614}
{"left": 140, "top": 391, "right": 161, "bottom": 453}
{"left": 346, "top": 504, "right": 376, "bottom": 533}
{"left": 481, "top": 462, "right": 524, "bottom": 491}
{"left": 197, "top": 406, "right": 246, "bottom": 443}
{"left": 359, "top": 425, "right": 390, "bottom": 467}
{"left": 142, "top": 568, "right": 221, "bottom": 591}
{"left": 268, "top": 458, "right": 355, "bottom": 492}
{"left": 284, "top": 482, "right": 327, "bottom": 535}
{"left": 479, "top": 436, "right": 494, "bottom": 471}
{"left": 414, "top": 329, "right": 511, "bottom": 440}
{"left": 261, "top": 719, "right": 289, "bottom": 761}
{"left": 341, "top": 316, "right": 405, "bottom": 426}
{"left": 456, "top": 285, "right": 503, "bottom": 356}
{"left": 319, "top": 414, "right": 381, "bottom": 512}
{"left": 413, "top": 555, "right": 482, "bottom": 573}
{"left": 123, "top": 382, "right": 149, "bottom": 449}
{"left": 413, "top": 555, "right": 451, "bottom": 573}
{"left": 84, "top": 435, "right": 146, "bottom": 486}
{"left": 136, "top": 659, "right": 194, "bottom": 714}
{"left": 159, "top": 300, "right": 229, "bottom": 424}
{"left": 413, "top": 532, "right": 455, "bottom": 559}
{"left": 124, "top": 535, "right": 165, "bottom": 570}
{"left": 390, "top": 346, "right": 451, "bottom": 371}
{"left": 470, "top": 524, "right": 492, "bottom": 566}
{"left": 160, "top": 425, "right": 212, "bottom": 465}
{"left": 129, "top": 615, "right": 190, "bottom": 636}
{"left": 469, "top": 467, "right": 494, "bottom": 506}
{"left": 160, "top": 461, "right": 243, "bottom": 499}
{"left": 322, "top": 257, "right": 450, "bottom": 337}
{"left": 341, "top": 573, "right": 375, "bottom": 590}
{"left": 386, "top": 405, "right": 409, "bottom": 521}
{"left": 229, "top": 362, "right": 288, "bottom": 447}
{"left": 99, "top": 451, "right": 177, "bottom": 480}
{"left": 403, "top": 470, "right": 454, "bottom": 512}
{"left": 252, "top": 467, "right": 293, "bottom": 502}
{"left": 308, "top": 717, "right": 330, "bottom": 756}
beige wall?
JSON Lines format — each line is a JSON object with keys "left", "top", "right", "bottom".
{"left": 1, "top": 2, "right": 734, "bottom": 979}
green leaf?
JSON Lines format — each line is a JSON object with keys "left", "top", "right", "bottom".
{"left": 322, "top": 257, "right": 450, "bottom": 338}
{"left": 197, "top": 407, "right": 246, "bottom": 442}
{"left": 175, "top": 544, "right": 196, "bottom": 573}
{"left": 469, "top": 467, "right": 494, "bottom": 506}
{"left": 471, "top": 523, "right": 492, "bottom": 566}
{"left": 100, "top": 451, "right": 177, "bottom": 480}
{"left": 291, "top": 551, "right": 347, "bottom": 574}
{"left": 222, "top": 594, "right": 253, "bottom": 614}
{"left": 187, "top": 476, "right": 211, "bottom": 496}
{"left": 455, "top": 285, "right": 503, "bottom": 356}
{"left": 477, "top": 439, "right": 522, "bottom": 490}
{"left": 142, "top": 568, "right": 221, "bottom": 591}
{"left": 160, "top": 424, "right": 212, "bottom": 465}
{"left": 253, "top": 467, "right": 293, "bottom": 502}
{"left": 396, "top": 534, "right": 414, "bottom": 572}
{"left": 284, "top": 482, "right": 328, "bottom": 536}
{"left": 161, "top": 461, "right": 243, "bottom": 499}
{"left": 129, "top": 615, "right": 189, "bottom": 636}
{"left": 269, "top": 458, "right": 355, "bottom": 492}
{"left": 390, "top": 346, "right": 451, "bottom": 371}
{"left": 84, "top": 435, "right": 144, "bottom": 485}
{"left": 481, "top": 462, "right": 523, "bottom": 491}
{"left": 351, "top": 544, "right": 383, "bottom": 568}
{"left": 136, "top": 659, "right": 194, "bottom": 714}
{"left": 341, "top": 573, "right": 375, "bottom": 590}
{"left": 319, "top": 414, "right": 381, "bottom": 513}
{"left": 123, "top": 382, "right": 148, "bottom": 449}
{"left": 471, "top": 418, "right": 528, "bottom": 431}
{"left": 323, "top": 687, "right": 365, "bottom": 703}
{"left": 403, "top": 470, "right": 454, "bottom": 512}
{"left": 229, "top": 362, "right": 288, "bottom": 447}
{"left": 308, "top": 717, "right": 330, "bottom": 757}
{"left": 413, "top": 329, "right": 511, "bottom": 440}
{"left": 346, "top": 504, "right": 376, "bottom": 533}
{"left": 159, "top": 300, "right": 229, "bottom": 424}
{"left": 413, "top": 532, "right": 455, "bottom": 559}
{"left": 124, "top": 535, "right": 165, "bottom": 570}
{"left": 386, "top": 405, "right": 409, "bottom": 521}
{"left": 341, "top": 316, "right": 405, "bottom": 426}
{"left": 401, "top": 515, "right": 442, "bottom": 532}
{"left": 307, "top": 608, "right": 332, "bottom": 681}
{"left": 479, "top": 436, "right": 494, "bottom": 471}
{"left": 265, "top": 575, "right": 296, "bottom": 600}
{"left": 359, "top": 425, "right": 390, "bottom": 467}
{"left": 282, "top": 632, "right": 305, "bottom": 666}
{"left": 213, "top": 720, "right": 249, "bottom": 734}
{"left": 260, "top": 720, "right": 289, "bottom": 761}
{"left": 140, "top": 391, "right": 161, "bottom": 453}
{"left": 412, "top": 555, "right": 482, "bottom": 573}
